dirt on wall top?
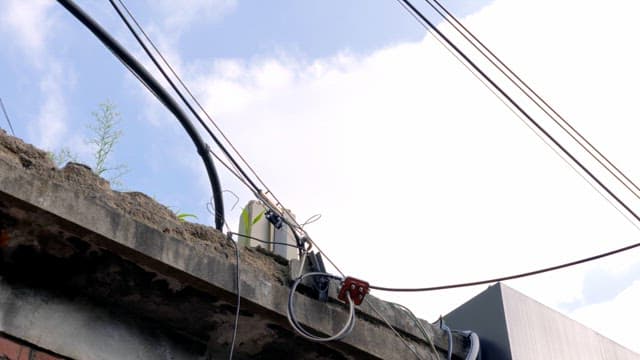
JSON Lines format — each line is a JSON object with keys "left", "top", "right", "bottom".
{"left": 0, "top": 129, "right": 288, "bottom": 283}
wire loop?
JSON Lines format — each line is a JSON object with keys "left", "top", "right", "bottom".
{"left": 287, "top": 272, "right": 355, "bottom": 342}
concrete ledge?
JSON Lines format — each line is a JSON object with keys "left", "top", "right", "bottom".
{"left": 0, "top": 134, "right": 468, "bottom": 359}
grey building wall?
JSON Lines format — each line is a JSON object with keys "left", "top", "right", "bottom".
{"left": 444, "top": 283, "right": 640, "bottom": 360}
{"left": 443, "top": 283, "right": 512, "bottom": 359}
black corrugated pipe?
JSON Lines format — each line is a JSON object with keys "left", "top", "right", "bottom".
{"left": 56, "top": 0, "right": 225, "bottom": 230}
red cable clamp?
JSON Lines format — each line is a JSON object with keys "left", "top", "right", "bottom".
{"left": 338, "top": 277, "right": 369, "bottom": 306}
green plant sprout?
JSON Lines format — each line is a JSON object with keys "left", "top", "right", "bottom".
{"left": 240, "top": 208, "right": 265, "bottom": 235}
{"left": 88, "top": 100, "right": 128, "bottom": 186}
{"left": 50, "top": 100, "right": 128, "bottom": 188}
{"left": 49, "top": 147, "right": 77, "bottom": 167}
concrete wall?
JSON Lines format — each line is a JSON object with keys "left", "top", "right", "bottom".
{"left": 0, "top": 279, "right": 202, "bottom": 360}
{"left": 0, "top": 130, "right": 469, "bottom": 359}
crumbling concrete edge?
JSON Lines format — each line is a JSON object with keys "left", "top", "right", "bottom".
{"left": 0, "top": 156, "right": 467, "bottom": 359}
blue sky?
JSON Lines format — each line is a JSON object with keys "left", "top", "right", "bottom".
{"left": 3, "top": 0, "right": 640, "bottom": 354}
{"left": 0, "top": 0, "right": 487, "bottom": 216}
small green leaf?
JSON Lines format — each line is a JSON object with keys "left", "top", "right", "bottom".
{"left": 241, "top": 208, "right": 251, "bottom": 234}
{"left": 177, "top": 213, "right": 198, "bottom": 222}
{"left": 252, "top": 210, "right": 265, "bottom": 225}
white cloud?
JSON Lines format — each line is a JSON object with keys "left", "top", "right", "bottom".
{"left": 173, "top": 0, "right": 640, "bottom": 353}
{"left": 1, "top": 0, "right": 78, "bottom": 152}
{"left": 29, "top": 63, "right": 69, "bottom": 150}
{"left": 148, "top": 0, "right": 236, "bottom": 33}
{"left": 570, "top": 281, "right": 640, "bottom": 354}
{"left": 2, "top": 0, "right": 621, "bottom": 352}
{"left": 1, "top": 0, "right": 56, "bottom": 67}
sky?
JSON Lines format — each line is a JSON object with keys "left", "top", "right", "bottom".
{"left": 2, "top": 0, "right": 640, "bottom": 354}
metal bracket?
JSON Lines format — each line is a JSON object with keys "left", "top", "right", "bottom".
{"left": 265, "top": 209, "right": 283, "bottom": 229}
{"left": 308, "top": 252, "right": 329, "bottom": 302}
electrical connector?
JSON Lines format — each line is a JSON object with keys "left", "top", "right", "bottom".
{"left": 265, "top": 209, "right": 283, "bottom": 229}
{"left": 338, "top": 277, "right": 369, "bottom": 306}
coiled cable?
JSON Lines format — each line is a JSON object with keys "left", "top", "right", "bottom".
{"left": 287, "top": 272, "right": 356, "bottom": 342}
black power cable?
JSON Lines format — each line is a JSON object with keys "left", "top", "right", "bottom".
{"left": 231, "top": 232, "right": 300, "bottom": 249}
{"left": 370, "top": 238, "right": 640, "bottom": 292}
{"left": 396, "top": 0, "right": 640, "bottom": 225}
{"left": 110, "top": 0, "right": 315, "bottom": 262}
{"left": 112, "top": 0, "right": 271, "bottom": 198}
{"left": 55, "top": 0, "right": 225, "bottom": 230}
{"left": 109, "top": 0, "right": 262, "bottom": 196}
{"left": 114, "top": 1, "right": 331, "bottom": 269}
{"left": 424, "top": 0, "right": 640, "bottom": 201}
{"left": 364, "top": 0, "right": 640, "bottom": 293}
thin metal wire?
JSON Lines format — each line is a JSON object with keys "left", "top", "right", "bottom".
{"left": 207, "top": 149, "right": 346, "bottom": 278}
{"left": 231, "top": 230, "right": 429, "bottom": 357}
{"left": 392, "top": 302, "right": 439, "bottom": 356}
{"left": 0, "top": 98, "right": 15, "bottom": 136}
{"left": 426, "top": 0, "right": 640, "bottom": 201}
{"left": 395, "top": 0, "right": 640, "bottom": 233}
{"left": 59, "top": 0, "right": 227, "bottom": 229}
{"left": 112, "top": 1, "right": 342, "bottom": 273}
{"left": 223, "top": 190, "right": 240, "bottom": 211}
{"left": 227, "top": 232, "right": 240, "bottom": 360}
{"left": 111, "top": 0, "right": 260, "bottom": 218}
{"left": 304, "top": 238, "right": 346, "bottom": 278}
{"left": 363, "top": 298, "right": 425, "bottom": 360}
{"left": 301, "top": 214, "right": 322, "bottom": 228}
{"left": 357, "top": 0, "right": 640, "bottom": 293}
{"left": 370, "top": 236, "right": 640, "bottom": 292}
{"left": 398, "top": 0, "right": 640, "bottom": 225}
{"left": 208, "top": 149, "right": 257, "bottom": 198}
{"left": 431, "top": 18, "right": 640, "bottom": 236}
{"left": 114, "top": 0, "right": 267, "bottom": 193}
{"left": 231, "top": 232, "right": 300, "bottom": 249}
{"left": 414, "top": 11, "right": 640, "bottom": 236}
{"left": 287, "top": 272, "right": 356, "bottom": 342}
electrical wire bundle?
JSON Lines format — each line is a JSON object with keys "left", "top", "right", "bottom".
{"left": 54, "top": 0, "right": 640, "bottom": 359}
{"left": 347, "top": 0, "right": 640, "bottom": 295}
{"left": 56, "top": 0, "right": 353, "bottom": 357}
{"left": 108, "top": 0, "right": 346, "bottom": 278}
